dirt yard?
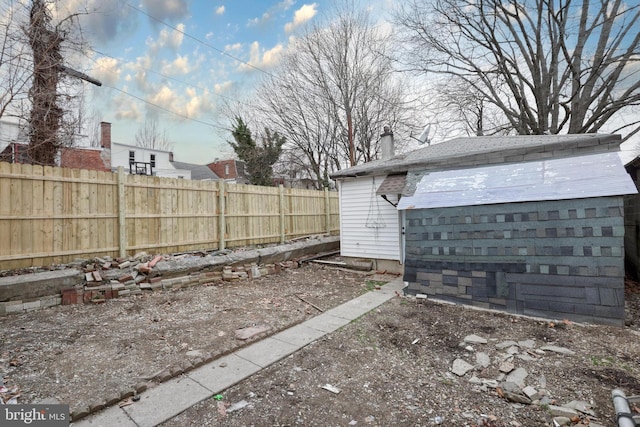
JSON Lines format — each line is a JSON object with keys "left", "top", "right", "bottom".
{"left": 1, "top": 260, "right": 640, "bottom": 427}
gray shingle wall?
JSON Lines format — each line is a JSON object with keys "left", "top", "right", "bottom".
{"left": 624, "top": 195, "right": 640, "bottom": 280}
{"left": 403, "top": 196, "right": 626, "bottom": 325}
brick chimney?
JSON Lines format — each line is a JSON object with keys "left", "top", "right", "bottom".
{"left": 169, "top": 151, "right": 174, "bottom": 162}
{"left": 100, "top": 122, "right": 111, "bottom": 149}
{"left": 380, "top": 126, "right": 394, "bottom": 160}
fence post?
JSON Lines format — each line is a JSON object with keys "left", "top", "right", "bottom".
{"left": 117, "top": 166, "right": 127, "bottom": 258}
{"left": 324, "top": 187, "right": 331, "bottom": 234}
{"left": 218, "top": 180, "right": 226, "bottom": 250}
{"left": 279, "top": 185, "right": 285, "bottom": 244}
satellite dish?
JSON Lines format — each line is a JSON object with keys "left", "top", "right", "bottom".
{"left": 417, "top": 125, "right": 431, "bottom": 145}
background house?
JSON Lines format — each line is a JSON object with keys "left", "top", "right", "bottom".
{"left": 331, "top": 133, "right": 637, "bottom": 325}
{"left": 100, "top": 122, "right": 191, "bottom": 179}
{"left": 170, "top": 160, "right": 219, "bottom": 181}
{"left": 206, "top": 159, "right": 249, "bottom": 184}
{"left": 0, "top": 120, "right": 217, "bottom": 181}
{"left": 0, "top": 119, "right": 107, "bottom": 170}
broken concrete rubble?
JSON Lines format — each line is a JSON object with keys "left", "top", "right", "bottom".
{"left": 447, "top": 332, "right": 603, "bottom": 426}
{"left": 0, "top": 236, "right": 340, "bottom": 314}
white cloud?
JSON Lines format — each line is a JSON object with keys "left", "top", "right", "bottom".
{"left": 261, "top": 44, "right": 285, "bottom": 67}
{"left": 214, "top": 81, "right": 234, "bottom": 93}
{"left": 125, "top": 55, "right": 153, "bottom": 92}
{"left": 225, "top": 43, "right": 243, "bottom": 52}
{"left": 148, "top": 86, "right": 180, "bottom": 113}
{"left": 278, "top": 0, "right": 296, "bottom": 10}
{"left": 247, "top": 12, "right": 270, "bottom": 27}
{"left": 238, "top": 42, "right": 285, "bottom": 71}
{"left": 216, "top": 5, "right": 225, "bottom": 15}
{"left": 184, "top": 88, "right": 215, "bottom": 118}
{"left": 243, "top": 41, "right": 261, "bottom": 69}
{"left": 142, "top": 0, "right": 188, "bottom": 23}
{"left": 247, "top": 0, "right": 296, "bottom": 28}
{"left": 285, "top": 3, "right": 318, "bottom": 33}
{"left": 147, "top": 23, "right": 185, "bottom": 53}
{"left": 92, "top": 57, "right": 121, "bottom": 86}
{"left": 115, "top": 107, "right": 141, "bottom": 120}
{"left": 161, "top": 55, "right": 191, "bottom": 75}
{"left": 113, "top": 90, "right": 142, "bottom": 120}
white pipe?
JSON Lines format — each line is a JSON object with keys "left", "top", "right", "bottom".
{"left": 611, "top": 389, "right": 636, "bottom": 427}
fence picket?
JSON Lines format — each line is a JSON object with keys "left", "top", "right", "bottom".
{"left": 0, "top": 162, "right": 339, "bottom": 269}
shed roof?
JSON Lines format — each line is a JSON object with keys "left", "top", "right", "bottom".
{"left": 331, "top": 134, "right": 622, "bottom": 179}
{"left": 397, "top": 152, "right": 637, "bottom": 210}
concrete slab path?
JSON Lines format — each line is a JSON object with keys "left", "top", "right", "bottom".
{"left": 72, "top": 278, "right": 405, "bottom": 427}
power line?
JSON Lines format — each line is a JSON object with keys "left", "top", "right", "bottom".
{"left": 104, "top": 84, "right": 231, "bottom": 132}
{"left": 123, "top": 1, "right": 277, "bottom": 79}
{"left": 87, "top": 47, "right": 251, "bottom": 108}
{"left": 102, "top": 85, "right": 257, "bottom": 140}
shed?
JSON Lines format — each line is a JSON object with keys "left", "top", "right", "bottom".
{"left": 331, "top": 134, "right": 637, "bottom": 325}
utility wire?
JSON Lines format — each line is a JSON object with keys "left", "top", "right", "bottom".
{"left": 87, "top": 47, "right": 252, "bottom": 109}
{"left": 104, "top": 84, "right": 232, "bottom": 132}
{"left": 124, "top": 1, "right": 277, "bottom": 79}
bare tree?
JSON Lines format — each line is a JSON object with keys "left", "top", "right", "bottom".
{"left": 27, "top": 0, "right": 94, "bottom": 165}
{"left": 434, "top": 76, "right": 515, "bottom": 137}
{"left": 77, "top": 103, "right": 103, "bottom": 148}
{"left": 0, "top": 0, "right": 97, "bottom": 165}
{"left": 254, "top": 2, "right": 414, "bottom": 188}
{"left": 0, "top": 1, "right": 31, "bottom": 124}
{"left": 134, "top": 117, "right": 173, "bottom": 151}
{"left": 395, "top": 0, "right": 640, "bottom": 140}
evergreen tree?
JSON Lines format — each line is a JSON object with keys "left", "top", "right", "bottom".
{"left": 229, "top": 117, "right": 285, "bottom": 186}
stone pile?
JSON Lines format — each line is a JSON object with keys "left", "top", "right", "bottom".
{"left": 449, "top": 333, "right": 605, "bottom": 427}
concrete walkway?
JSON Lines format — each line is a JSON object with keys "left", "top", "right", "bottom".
{"left": 73, "top": 278, "right": 405, "bottom": 427}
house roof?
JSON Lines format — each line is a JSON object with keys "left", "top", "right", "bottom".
{"left": 397, "top": 152, "right": 637, "bottom": 210}
{"left": 60, "top": 147, "right": 110, "bottom": 172}
{"left": 170, "top": 161, "right": 220, "bottom": 180}
{"left": 331, "top": 134, "right": 622, "bottom": 179}
{"left": 111, "top": 141, "right": 174, "bottom": 154}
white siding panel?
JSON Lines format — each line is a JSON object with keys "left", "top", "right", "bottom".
{"left": 339, "top": 176, "right": 400, "bottom": 260}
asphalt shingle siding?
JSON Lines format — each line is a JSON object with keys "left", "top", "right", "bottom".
{"left": 403, "top": 196, "right": 626, "bottom": 326}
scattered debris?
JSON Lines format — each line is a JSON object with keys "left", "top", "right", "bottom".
{"left": 118, "top": 398, "right": 134, "bottom": 408}
{"left": 226, "top": 400, "right": 249, "bottom": 413}
{"left": 295, "top": 294, "right": 324, "bottom": 312}
{"left": 234, "top": 325, "right": 271, "bottom": 341}
{"left": 320, "top": 384, "right": 341, "bottom": 394}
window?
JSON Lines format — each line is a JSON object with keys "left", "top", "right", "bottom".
{"left": 224, "top": 164, "right": 230, "bottom": 176}
{"left": 150, "top": 154, "right": 156, "bottom": 168}
{"left": 129, "top": 151, "right": 135, "bottom": 163}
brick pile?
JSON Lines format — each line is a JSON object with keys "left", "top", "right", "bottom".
{"left": 61, "top": 252, "right": 297, "bottom": 306}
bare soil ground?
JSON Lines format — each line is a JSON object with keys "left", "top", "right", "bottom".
{"left": 0, "top": 262, "right": 388, "bottom": 415}
{"left": 2, "top": 261, "right": 640, "bottom": 427}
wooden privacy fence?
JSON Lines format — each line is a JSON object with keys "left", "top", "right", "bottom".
{"left": 0, "top": 162, "right": 340, "bottom": 269}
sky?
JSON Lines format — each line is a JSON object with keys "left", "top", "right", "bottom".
{"left": 6, "top": 0, "right": 638, "bottom": 166}
{"left": 67, "top": 0, "right": 391, "bottom": 164}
